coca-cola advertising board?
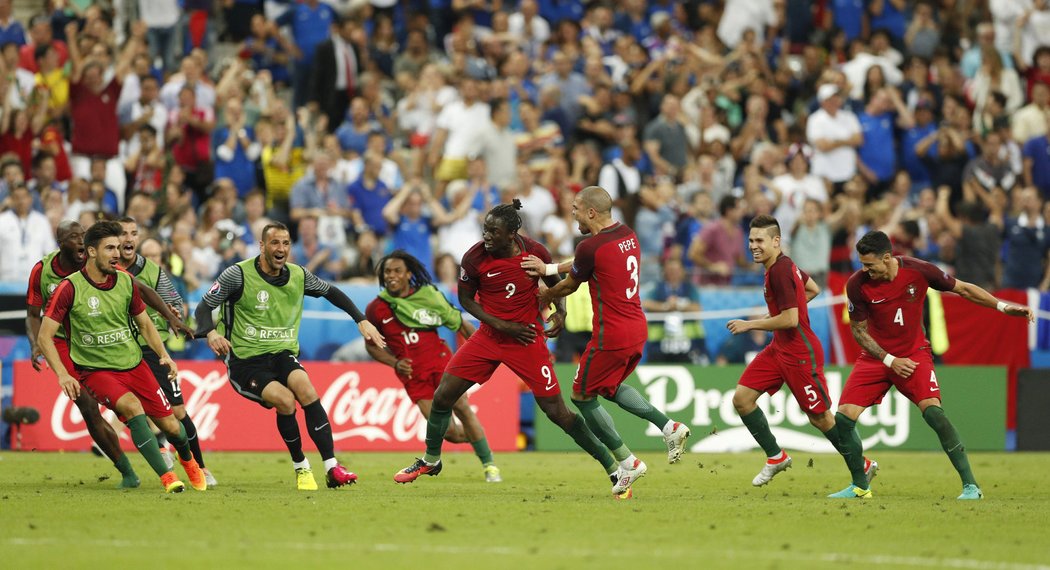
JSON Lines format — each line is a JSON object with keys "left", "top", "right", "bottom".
{"left": 10, "top": 361, "right": 520, "bottom": 452}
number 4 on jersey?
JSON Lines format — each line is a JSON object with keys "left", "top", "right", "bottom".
{"left": 893, "top": 307, "right": 904, "bottom": 326}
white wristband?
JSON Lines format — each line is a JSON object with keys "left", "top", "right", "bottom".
{"left": 545, "top": 263, "right": 559, "bottom": 276}
{"left": 882, "top": 353, "right": 896, "bottom": 368}
{"left": 996, "top": 301, "right": 1008, "bottom": 313}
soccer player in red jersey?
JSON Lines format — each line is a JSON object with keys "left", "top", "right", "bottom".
{"left": 834, "top": 231, "right": 1033, "bottom": 500}
{"left": 727, "top": 215, "right": 874, "bottom": 492}
{"left": 528, "top": 186, "right": 692, "bottom": 497}
{"left": 366, "top": 250, "right": 502, "bottom": 482}
{"left": 37, "top": 221, "right": 206, "bottom": 493}
{"left": 394, "top": 200, "right": 618, "bottom": 485}
{"left": 25, "top": 220, "right": 193, "bottom": 488}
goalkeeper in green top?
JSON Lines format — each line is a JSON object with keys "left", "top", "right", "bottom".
{"left": 364, "top": 250, "right": 501, "bottom": 483}
{"left": 194, "top": 222, "right": 385, "bottom": 491}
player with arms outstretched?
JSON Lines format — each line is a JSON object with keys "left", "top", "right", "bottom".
{"left": 194, "top": 222, "right": 385, "bottom": 490}
{"left": 394, "top": 201, "right": 619, "bottom": 486}
{"left": 37, "top": 221, "right": 206, "bottom": 493}
{"left": 366, "top": 250, "right": 501, "bottom": 482}
{"left": 727, "top": 215, "right": 876, "bottom": 493}
{"left": 526, "top": 186, "right": 691, "bottom": 497}
{"left": 835, "top": 231, "right": 1033, "bottom": 500}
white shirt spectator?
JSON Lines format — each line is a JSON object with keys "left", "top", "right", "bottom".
{"left": 435, "top": 100, "right": 491, "bottom": 159}
{"left": 598, "top": 158, "right": 640, "bottom": 224}
{"left": 508, "top": 12, "right": 551, "bottom": 45}
{"left": 990, "top": 0, "right": 1030, "bottom": 55}
{"left": 119, "top": 99, "right": 168, "bottom": 159}
{"left": 717, "top": 0, "right": 776, "bottom": 48}
{"left": 139, "top": 0, "right": 180, "bottom": 28}
{"left": 159, "top": 79, "right": 216, "bottom": 113}
{"left": 807, "top": 107, "right": 862, "bottom": 183}
{"left": 842, "top": 53, "right": 904, "bottom": 100}
{"left": 338, "top": 156, "right": 403, "bottom": 191}
{"left": 0, "top": 209, "right": 56, "bottom": 282}
{"left": 771, "top": 172, "right": 828, "bottom": 247}
{"left": 479, "top": 123, "right": 518, "bottom": 190}
{"left": 516, "top": 184, "right": 556, "bottom": 237}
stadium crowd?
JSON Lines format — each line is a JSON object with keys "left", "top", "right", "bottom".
{"left": 0, "top": 0, "right": 1049, "bottom": 333}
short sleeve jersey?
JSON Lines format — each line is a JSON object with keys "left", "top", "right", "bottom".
{"left": 27, "top": 253, "right": 75, "bottom": 309}
{"left": 460, "top": 235, "right": 551, "bottom": 343}
{"left": 45, "top": 269, "right": 146, "bottom": 335}
{"left": 764, "top": 254, "right": 821, "bottom": 358}
{"left": 846, "top": 256, "right": 957, "bottom": 356}
{"left": 570, "top": 222, "right": 648, "bottom": 349}
{"left": 365, "top": 297, "right": 452, "bottom": 378}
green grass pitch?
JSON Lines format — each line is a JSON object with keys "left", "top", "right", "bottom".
{"left": 1, "top": 450, "right": 1047, "bottom": 569}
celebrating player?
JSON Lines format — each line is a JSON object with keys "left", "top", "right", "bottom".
{"left": 835, "top": 231, "right": 1033, "bottom": 500}
{"left": 393, "top": 201, "right": 619, "bottom": 487}
{"left": 194, "top": 222, "right": 385, "bottom": 491}
{"left": 25, "top": 220, "right": 194, "bottom": 488}
{"left": 116, "top": 217, "right": 216, "bottom": 487}
{"left": 366, "top": 250, "right": 501, "bottom": 482}
{"left": 526, "top": 186, "right": 692, "bottom": 497}
{"left": 726, "top": 215, "right": 875, "bottom": 492}
{"left": 36, "top": 221, "right": 206, "bottom": 493}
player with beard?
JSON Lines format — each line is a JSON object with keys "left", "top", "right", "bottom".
{"left": 524, "top": 186, "right": 692, "bottom": 497}
{"left": 365, "top": 250, "right": 501, "bottom": 482}
{"left": 834, "top": 231, "right": 1033, "bottom": 500}
{"left": 394, "top": 201, "right": 620, "bottom": 489}
{"left": 116, "top": 217, "right": 216, "bottom": 487}
{"left": 26, "top": 220, "right": 194, "bottom": 488}
{"left": 37, "top": 221, "right": 207, "bottom": 493}
{"left": 194, "top": 222, "right": 385, "bottom": 490}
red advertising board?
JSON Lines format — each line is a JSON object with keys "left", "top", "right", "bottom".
{"left": 11, "top": 361, "right": 520, "bottom": 452}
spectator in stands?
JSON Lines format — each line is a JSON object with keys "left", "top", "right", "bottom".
{"left": 479, "top": 98, "right": 517, "bottom": 190}
{"left": 1002, "top": 186, "right": 1050, "bottom": 290}
{"left": 240, "top": 15, "right": 291, "bottom": 90}
{"left": 342, "top": 227, "right": 379, "bottom": 281}
{"left": 858, "top": 87, "right": 912, "bottom": 196}
{"left": 340, "top": 130, "right": 403, "bottom": 191}
{"left": 642, "top": 256, "right": 706, "bottom": 364}
{"left": 259, "top": 105, "right": 306, "bottom": 222}
{"left": 1014, "top": 82, "right": 1049, "bottom": 145}
{"left": 159, "top": 55, "right": 215, "bottom": 113}
{"left": 0, "top": 99, "right": 46, "bottom": 175}
{"left": 904, "top": 2, "right": 941, "bottom": 59}
{"left": 290, "top": 214, "right": 342, "bottom": 281}
{"left": 790, "top": 198, "right": 832, "bottom": 286}
{"left": 212, "top": 97, "right": 259, "bottom": 197}
{"left": 119, "top": 74, "right": 167, "bottom": 159}
{"left": 964, "top": 131, "right": 1018, "bottom": 208}
{"left": 276, "top": 0, "right": 336, "bottom": 109}
{"left": 0, "top": 0, "right": 24, "bottom": 47}
{"left": 167, "top": 85, "right": 214, "bottom": 198}
{"left": 27, "top": 151, "right": 63, "bottom": 197}
{"left": 691, "top": 195, "right": 746, "bottom": 286}
{"left": 644, "top": 94, "right": 689, "bottom": 180}
{"left": 124, "top": 124, "right": 166, "bottom": 197}
{"left": 808, "top": 83, "right": 864, "bottom": 194}
{"left": 19, "top": 14, "right": 66, "bottom": 73}
{"left": 1023, "top": 113, "right": 1050, "bottom": 197}
{"left": 435, "top": 179, "right": 482, "bottom": 264}
{"left": 430, "top": 76, "right": 490, "bottom": 197}
{"left": 770, "top": 144, "right": 828, "bottom": 250}
{"left": 348, "top": 151, "right": 393, "bottom": 237}
{"left": 937, "top": 187, "right": 1001, "bottom": 290}
{"left": 0, "top": 184, "right": 54, "bottom": 282}
{"left": 289, "top": 151, "right": 352, "bottom": 247}
{"left": 512, "top": 162, "right": 556, "bottom": 237}
{"left": 308, "top": 15, "right": 361, "bottom": 131}
{"left": 598, "top": 137, "right": 642, "bottom": 225}
{"left": 334, "top": 97, "right": 377, "bottom": 157}
{"left": 33, "top": 43, "right": 67, "bottom": 120}
{"left": 538, "top": 50, "right": 589, "bottom": 127}
{"left": 716, "top": 328, "right": 771, "bottom": 365}
{"left": 961, "top": 22, "right": 1014, "bottom": 79}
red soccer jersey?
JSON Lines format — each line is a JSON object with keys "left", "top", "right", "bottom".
{"left": 460, "top": 235, "right": 551, "bottom": 343}
{"left": 27, "top": 255, "right": 75, "bottom": 308}
{"left": 570, "top": 222, "right": 648, "bottom": 350}
{"left": 764, "top": 254, "right": 822, "bottom": 359}
{"left": 365, "top": 297, "right": 453, "bottom": 379}
{"left": 846, "top": 256, "right": 956, "bottom": 356}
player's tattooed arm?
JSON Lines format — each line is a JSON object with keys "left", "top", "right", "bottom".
{"left": 849, "top": 318, "right": 887, "bottom": 360}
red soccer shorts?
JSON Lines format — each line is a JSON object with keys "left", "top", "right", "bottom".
{"left": 444, "top": 331, "right": 559, "bottom": 397}
{"left": 53, "top": 337, "right": 77, "bottom": 376}
{"left": 739, "top": 345, "right": 831, "bottom": 414}
{"left": 80, "top": 361, "right": 174, "bottom": 422}
{"left": 841, "top": 347, "right": 940, "bottom": 407}
{"left": 574, "top": 341, "right": 644, "bottom": 398}
{"left": 400, "top": 368, "right": 443, "bottom": 403}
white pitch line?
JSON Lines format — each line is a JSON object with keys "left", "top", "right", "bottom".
{"left": 4, "top": 537, "right": 1048, "bottom": 570}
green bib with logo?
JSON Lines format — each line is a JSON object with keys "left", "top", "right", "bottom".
{"left": 39, "top": 251, "right": 68, "bottom": 340}
{"left": 228, "top": 258, "right": 304, "bottom": 358}
{"left": 133, "top": 258, "right": 170, "bottom": 345}
{"left": 67, "top": 270, "right": 141, "bottom": 370}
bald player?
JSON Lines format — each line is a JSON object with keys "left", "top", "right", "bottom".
{"left": 528, "top": 186, "right": 691, "bottom": 497}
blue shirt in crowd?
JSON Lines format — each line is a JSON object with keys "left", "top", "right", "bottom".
{"left": 212, "top": 126, "right": 258, "bottom": 197}
{"left": 276, "top": 2, "right": 336, "bottom": 64}
{"left": 1024, "top": 136, "right": 1050, "bottom": 198}
{"left": 348, "top": 178, "right": 392, "bottom": 236}
{"left": 858, "top": 111, "right": 897, "bottom": 183}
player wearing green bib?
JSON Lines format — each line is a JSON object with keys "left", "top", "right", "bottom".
{"left": 194, "top": 222, "right": 386, "bottom": 491}
{"left": 117, "top": 217, "right": 216, "bottom": 488}
{"left": 37, "top": 221, "right": 207, "bottom": 493}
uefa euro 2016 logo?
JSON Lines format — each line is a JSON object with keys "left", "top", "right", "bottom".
{"left": 255, "top": 290, "right": 270, "bottom": 310}
{"left": 245, "top": 326, "right": 257, "bottom": 337}
{"left": 82, "top": 334, "right": 94, "bottom": 345}
{"left": 87, "top": 296, "right": 101, "bottom": 317}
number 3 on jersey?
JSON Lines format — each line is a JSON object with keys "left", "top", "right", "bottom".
{"left": 626, "top": 255, "right": 638, "bottom": 299}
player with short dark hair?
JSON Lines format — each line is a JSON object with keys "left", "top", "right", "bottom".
{"left": 37, "top": 221, "right": 206, "bottom": 493}
{"left": 194, "top": 222, "right": 385, "bottom": 490}
{"left": 526, "top": 186, "right": 692, "bottom": 497}
{"left": 116, "top": 217, "right": 216, "bottom": 487}
{"left": 727, "top": 215, "right": 877, "bottom": 492}
{"left": 366, "top": 250, "right": 501, "bottom": 482}
{"left": 836, "top": 230, "right": 1033, "bottom": 500}
{"left": 393, "top": 201, "right": 619, "bottom": 486}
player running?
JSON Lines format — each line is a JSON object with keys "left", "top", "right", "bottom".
{"left": 194, "top": 222, "right": 385, "bottom": 491}
{"left": 526, "top": 186, "right": 691, "bottom": 497}
{"left": 726, "top": 215, "right": 876, "bottom": 493}
{"left": 116, "top": 217, "right": 216, "bottom": 487}
{"left": 833, "top": 231, "right": 1033, "bottom": 500}
{"left": 366, "top": 250, "right": 501, "bottom": 482}
{"left": 25, "top": 220, "right": 193, "bottom": 489}
{"left": 393, "top": 201, "right": 619, "bottom": 487}
{"left": 36, "top": 221, "right": 206, "bottom": 493}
